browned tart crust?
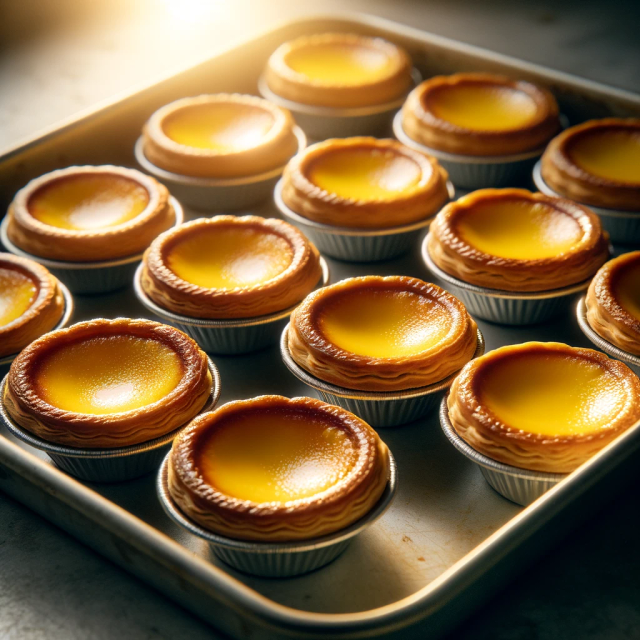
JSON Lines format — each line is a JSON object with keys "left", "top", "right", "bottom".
{"left": 168, "top": 395, "right": 390, "bottom": 542}
{"left": 0, "top": 253, "right": 65, "bottom": 357}
{"left": 3, "top": 318, "right": 212, "bottom": 448}
{"left": 401, "top": 73, "right": 561, "bottom": 156}
{"left": 428, "top": 189, "right": 610, "bottom": 292}
{"left": 141, "top": 215, "right": 323, "bottom": 320}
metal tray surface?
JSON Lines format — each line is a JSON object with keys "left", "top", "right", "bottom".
{"left": 1, "top": 13, "right": 640, "bottom": 640}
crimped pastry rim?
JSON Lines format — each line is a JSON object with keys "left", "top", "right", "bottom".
{"left": 134, "top": 126, "right": 307, "bottom": 187}
{"left": 157, "top": 448, "right": 397, "bottom": 552}
{"left": 0, "top": 197, "right": 184, "bottom": 269}
{"left": 422, "top": 233, "right": 594, "bottom": 299}
{"left": 577, "top": 296, "right": 640, "bottom": 369}
{"left": 393, "top": 111, "right": 548, "bottom": 163}
{"left": 0, "top": 279, "right": 73, "bottom": 366}
{"left": 281, "top": 323, "right": 485, "bottom": 400}
{"left": 0, "top": 358, "right": 220, "bottom": 458}
{"left": 275, "top": 178, "right": 453, "bottom": 236}
{"left": 533, "top": 161, "right": 640, "bottom": 217}
{"left": 257, "top": 67, "right": 422, "bottom": 118}
{"left": 133, "top": 257, "right": 329, "bottom": 328}
{"left": 449, "top": 341, "right": 640, "bottom": 448}
{"left": 439, "top": 397, "right": 567, "bottom": 481}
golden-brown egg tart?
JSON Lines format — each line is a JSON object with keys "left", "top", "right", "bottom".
{"left": 168, "top": 395, "right": 390, "bottom": 542}
{"left": 141, "top": 215, "right": 322, "bottom": 319}
{"left": 3, "top": 318, "right": 212, "bottom": 448}
{"left": 0, "top": 253, "right": 66, "bottom": 358}
{"left": 586, "top": 251, "right": 640, "bottom": 355}
{"left": 428, "top": 188, "right": 609, "bottom": 292}
{"left": 142, "top": 94, "right": 299, "bottom": 179}
{"left": 288, "top": 276, "right": 478, "bottom": 392}
{"left": 540, "top": 118, "right": 640, "bottom": 210}
{"left": 6, "top": 165, "right": 175, "bottom": 262}
{"left": 448, "top": 342, "right": 640, "bottom": 473}
{"left": 401, "top": 73, "right": 561, "bottom": 156}
{"left": 264, "top": 33, "right": 412, "bottom": 109}
{"left": 281, "top": 137, "right": 450, "bottom": 229}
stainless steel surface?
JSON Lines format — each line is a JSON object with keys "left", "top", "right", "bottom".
{"left": 280, "top": 323, "right": 485, "bottom": 427}
{"left": 0, "top": 359, "right": 221, "bottom": 482}
{"left": 157, "top": 451, "right": 398, "bottom": 577}
{"left": 422, "top": 234, "right": 591, "bottom": 324}
{"left": 439, "top": 397, "right": 566, "bottom": 506}
{"left": 133, "top": 257, "right": 330, "bottom": 354}
{"left": 532, "top": 161, "right": 640, "bottom": 245}
{"left": 1, "top": 13, "right": 640, "bottom": 640}
{"left": 576, "top": 296, "right": 640, "bottom": 375}
{"left": 0, "top": 197, "right": 185, "bottom": 293}
{"left": 0, "top": 279, "right": 74, "bottom": 366}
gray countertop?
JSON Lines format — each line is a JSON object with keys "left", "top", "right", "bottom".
{"left": 1, "top": 1, "right": 639, "bottom": 638}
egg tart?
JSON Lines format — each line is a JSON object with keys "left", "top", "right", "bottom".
{"left": 281, "top": 137, "right": 450, "bottom": 229}
{"left": 586, "top": 251, "right": 640, "bottom": 355}
{"left": 141, "top": 216, "right": 322, "bottom": 320}
{"left": 428, "top": 189, "right": 609, "bottom": 292}
{"left": 540, "top": 118, "right": 640, "bottom": 210}
{"left": 168, "top": 395, "right": 390, "bottom": 542}
{"left": 448, "top": 342, "right": 640, "bottom": 473}
{"left": 288, "top": 276, "right": 478, "bottom": 392}
{"left": 142, "top": 94, "right": 299, "bottom": 179}
{"left": 6, "top": 166, "right": 175, "bottom": 262}
{"left": 3, "top": 318, "right": 212, "bottom": 448}
{"left": 401, "top": 73, "right": 561, "bottom": 157}
{"left": 264, "top": 33, "right": 412, "bottom": 109}
{"left": 0, "top": 253, "right": 66, "bottom": 358}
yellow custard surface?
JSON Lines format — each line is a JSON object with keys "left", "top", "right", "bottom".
{"left": 427, "top": 84, "right": 538, "bottom": 131}
{"left": 479, "top": 351, "right": 627, "bottom": 437}
{"left": 569, "top": 129, "right": 640, "bottom": 184}
{"left": 614, "top": 258, "right": 640, "bottom": 321}
{"left": 28, "top": 175, "right": 149, "bottom": 231}
{"left": 284, "top": 42, "right": 393, "bottom": 84}
{"left": 162, "top": 103, "right": 274, "bottom": 152}
{"left": 166, "top": 227, "right": 293, "bottom": 289}
{"left": 308, "top": 148, "right": 421, "bottom": 201}
{"left": 198, "top": 408, "right": 356, "bottom": 503}
{"left": 456, "top": 198, "right": 583, "bottom": 260}
{"left": 318, "top": 288, "right": 451, "bottom": 358}
{"left": 0, "top": 268, "right": 37, "bottom": 327}
{"left": 35, "top": 335, "right": 183, "bottom": 414}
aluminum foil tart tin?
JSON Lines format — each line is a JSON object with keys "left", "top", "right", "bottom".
{"left": 532, "top": 161, "right": 640, "bottom": 246}
{"left": 274, "top": 178, "right": 454, "bottom": 263}
{"left": 0, "top": 280, "right": 74, "bottom": 367}
{"left": 393, "top": 110, "right": 545, "bottom": 189}
{"left": 576, "top": 296, "right": 640, "bottom": 375}
{"left": 422, "top": 234, "right": 591, "bottom": 325}
{"left": 133, "top": 258, "right": 330, "bottom": 355}
{"left": 439, "top": 397, "right": 566, "bottom": 506}
{"left": 258, "top": 68, "right": 421, "bottom": 141}
{"left": 0, "top": 359, "right": 221, "bottom": 483}
{"left": 280, "top": 323, "right": 485, "bottom": 428}
{"left": 134, "top": 128, "right": 306, "bottom": 213}
{"left": 156, "top": 449, "right": 398, "bottom": 578}
{"left": 0, "top": 197, "right": 184, "bottom": 295}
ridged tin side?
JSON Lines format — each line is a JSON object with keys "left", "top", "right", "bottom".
{"left": 157, "top": 452, "right": 398, "bottom": 578}
{"left": 392, "top": 111, "right": 542, "bottom": 189}
{"left": 532, "top": 161, "right": 640, "bottom": 245}
{"left": 439, "top": 398, "right": 565, "bottom": 506}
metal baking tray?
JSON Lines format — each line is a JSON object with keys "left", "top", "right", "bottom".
{"left": 1, "top": 13, "right": 639, "bottom": 640}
